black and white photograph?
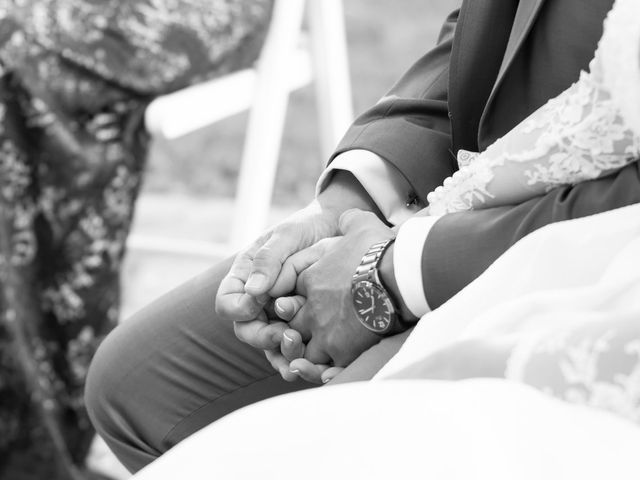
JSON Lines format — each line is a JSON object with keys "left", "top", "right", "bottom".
{"left": 0, "top": 0, "right": 639, "bottom": 478}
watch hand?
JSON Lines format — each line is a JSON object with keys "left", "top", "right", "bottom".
{"left": 360, "top": 306, "right": 374, "bottom": 314}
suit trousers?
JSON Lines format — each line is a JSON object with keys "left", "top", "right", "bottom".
{"left": 84, "top": 256, "right": 410, "bottom": 473}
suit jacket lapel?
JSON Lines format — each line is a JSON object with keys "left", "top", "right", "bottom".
{"left": 478, "top": 0, "right": 547, "bottom": 136}
{"left": 448, "top": 0, "right": 520, "bottom": 153}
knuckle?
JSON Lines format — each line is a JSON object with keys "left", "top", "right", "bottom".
{"left": 276, "top": 220, "right": 315, "bottom": 249}
{"left": 233, "top": 322, "right": 249, "bottom": 343}
{"left": 248, "top": 231, "right": 272, "bottom": 252}
{"left": 218, "top": 300, "right": 255, "bottom": 322}
{"left": 252, "top": 244, "right": 272, "bottom": 262}
{"left": 252, "top": 246, "right": 278, "bottom": 271}
{"left": 235, "top": 320, "right": 266, "bottom": 347}
{"left": 237, "top": 245, "right": 254, "bottom": 261}
{"left": 274, "top": 221, "right": 297, "bottom": 238}
{"left": 214, "top": 298, "right": 233, "bottom": 319}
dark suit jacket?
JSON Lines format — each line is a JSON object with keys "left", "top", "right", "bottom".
{"left": 331, "top": 0, "right": 639, "bottom": 309}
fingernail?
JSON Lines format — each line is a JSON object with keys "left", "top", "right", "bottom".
{"left": 322, "top": 377, "right": 331, "bottom": 384}
{"left": 283, "top": 332, "right": 294, "bottom": 343}
{"left": 245, "top": 273, "right": 266, "bottom": 292}
{"left": 274, "top": 299, "right": 286, "bottom": 315}
{"left": 290, "top": 369, "right": 300, "bottom": 374}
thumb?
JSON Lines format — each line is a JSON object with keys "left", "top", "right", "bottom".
{"left": 338, "top": 209, "right": 382, "bottom": 235}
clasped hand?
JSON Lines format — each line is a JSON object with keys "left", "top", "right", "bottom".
{"left": 216, "top": 207, "right": 394, "bottom": 384}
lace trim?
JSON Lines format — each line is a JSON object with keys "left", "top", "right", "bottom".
{"left": 426, "top": 0, "right": 640, "bottom": 216}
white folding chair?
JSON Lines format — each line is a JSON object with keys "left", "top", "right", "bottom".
{"left": 129, "top": 0, "right": 353, "bottom": 258}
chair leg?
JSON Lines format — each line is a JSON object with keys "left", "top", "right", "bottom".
{"left": 308, "top": 0, "right": 354, "bottom": 162}
{"left": 230, "top": 0, "right": 307, "bottom": 248}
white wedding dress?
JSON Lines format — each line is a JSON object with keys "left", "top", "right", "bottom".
{"left": 133, "top": 1, "right": 640, "bottom": 478}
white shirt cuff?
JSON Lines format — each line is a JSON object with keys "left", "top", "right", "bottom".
{"left": 393, "top": 216, "right": 441, "bottom": 317}
{"left": 316, "top": 150, "right": 421, "bottom": 226}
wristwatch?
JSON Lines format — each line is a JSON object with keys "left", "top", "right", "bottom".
{"left": 351, "top": 238, "right": 401, "bottom": 335}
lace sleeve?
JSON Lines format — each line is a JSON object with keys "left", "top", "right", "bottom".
{"left": 426, "top": 0, "right": 640, "bottom": 216}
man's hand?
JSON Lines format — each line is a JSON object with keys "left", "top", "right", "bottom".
{"left": 215, "top": 171, "right": 383, "bottom": 377}
{"left": 274, "top": 209, "right": 395, "bottom": 382}
{"left": 214, "top": 201, "right": 336, "bottom": 380}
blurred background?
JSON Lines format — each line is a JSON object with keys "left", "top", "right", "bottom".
{"left": 122, "top": 0, "right": 456, "bottom": 319}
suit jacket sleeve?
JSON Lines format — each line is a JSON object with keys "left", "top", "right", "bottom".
{"left": 422, "top": 162, "right": 640, "bottom": 309}
{"left": 330, "top": 10, "right": 460, "bottom": 204}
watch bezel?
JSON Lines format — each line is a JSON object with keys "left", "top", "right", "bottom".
{"left": 351, "top": 280, "right": 396, "bottom": 334}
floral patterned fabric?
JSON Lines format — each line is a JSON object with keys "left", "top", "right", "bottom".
{"left": 505, "top": 318, "right": 640, "bottom": 424}
{"left": 0, "top": 1, "right": 272, "bottom": 478}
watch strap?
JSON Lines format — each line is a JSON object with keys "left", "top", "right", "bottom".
{"left": 352, "top": 239, "right": 394, "bottom": 285}
{"left": 352, "top": 238, "right": 404, "bottom": 336}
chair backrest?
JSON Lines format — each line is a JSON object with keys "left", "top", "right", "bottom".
{"left": 135, "top": 0, "right": 353, "bottom": 255}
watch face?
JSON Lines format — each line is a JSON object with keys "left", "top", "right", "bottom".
{"left": 352, "top": 281, "right": 394, "bottom": 334}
